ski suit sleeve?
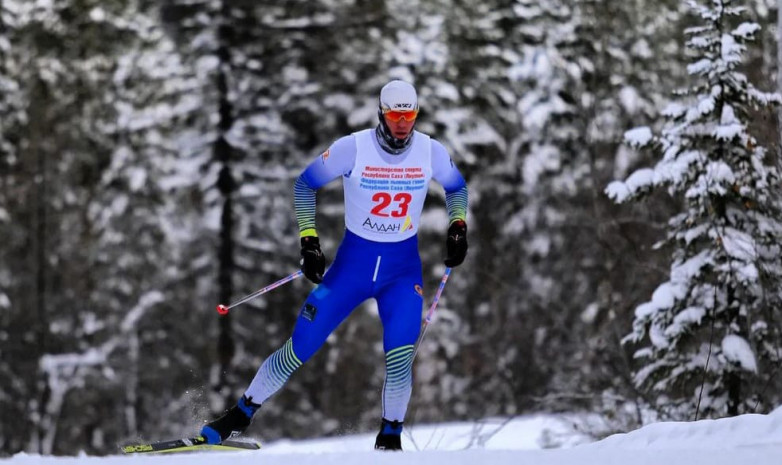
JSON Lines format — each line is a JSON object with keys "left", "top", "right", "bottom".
{"left": 294, "top": 135, "right": 357, "bottom": 237}
{"left": 430, "top": 139, "right": 468, "bottom": 224}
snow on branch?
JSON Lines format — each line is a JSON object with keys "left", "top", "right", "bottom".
{"left": 721, "top": 335, "right": 758, "bottom": 373}
{"left": 624, "top": 127, "right": 654, "bottom": 148}
{"left": 605, "top": 168, "right": 654, "bottom": 203}
{"left": 720, "top": 33, "right": 744, "bottom": 66}
{"left": 748, "top": 88, "right": 782, "bottom": 106}
{"left": 713, "top": 105, "right": 743, "bottom": 140}
{"left": 719, "top": 227, "right": 758, "bottom": 262}
{"left": 624, "top": 250, "right": 713, "bottom": 348}
{"left": 687, "top": 58, "right": 712, "bottom": 76}
{"left": 731, "top": 22, "right": 759, "bottom": 39}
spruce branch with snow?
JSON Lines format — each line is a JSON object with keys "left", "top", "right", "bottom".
{"left": 606, "top": 0, "right": 782, "bottom": 419}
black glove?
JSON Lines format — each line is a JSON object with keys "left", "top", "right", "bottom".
{"left": 444, "top": 220, "right": 468, "bottom": 267}
{"left": 300, "top": 236, "right": 325, "bottom": 284}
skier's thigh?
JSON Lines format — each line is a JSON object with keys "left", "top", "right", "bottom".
{"left": 291, "top": 277, "right": 369, "bottom": 362}
{"left": 376, "top": 277, "right": 424, "bottom": 352}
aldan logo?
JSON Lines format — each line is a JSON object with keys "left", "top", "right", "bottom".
{"left": 363, "top": 217, "right": 400, "bottom": 233}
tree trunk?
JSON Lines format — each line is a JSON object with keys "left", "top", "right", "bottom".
{"left": 125, "top": 331, "right": 140, "bottom": 437}
{"left": 214, "top": 11, "right": 237, "bottom": 411}
{"left": 778, "top": 0, "right": 782, "bottom": 145}
{"left": 31, "top": 77, "right": 50, "bottom": 454}
{"left": 726, "top": 370, "right": 740, "bottom": 416}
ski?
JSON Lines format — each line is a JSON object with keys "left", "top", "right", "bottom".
{"left": 120, "top": 436, "right": 261, "bottom": 454}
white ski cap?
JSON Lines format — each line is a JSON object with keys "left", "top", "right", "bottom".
{"left": 379, "top": 80, "right": 418, "bottom": 111}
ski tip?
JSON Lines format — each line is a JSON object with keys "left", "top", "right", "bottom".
{"left": 223, "top": 439, "right": 262, "bottom": 450}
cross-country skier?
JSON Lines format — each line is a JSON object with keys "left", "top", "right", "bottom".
{"left": 200, "top": 79, "right": 469, "bottom": 451}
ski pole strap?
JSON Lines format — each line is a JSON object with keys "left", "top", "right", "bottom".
{"left": 217, "top": 270, "right": 303, "bottom": 314}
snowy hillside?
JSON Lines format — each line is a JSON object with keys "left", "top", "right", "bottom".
{"left": 8, "top": 408, "right": 782, "bottom": 465}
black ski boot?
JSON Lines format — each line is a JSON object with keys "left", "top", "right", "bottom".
{"left": 374, "top": 418, "right": 403, "bottom": 451}
{"left": 200, "top": 395, "right": 261, "bottom": 444}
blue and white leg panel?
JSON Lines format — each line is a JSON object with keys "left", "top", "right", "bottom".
{"left": 244, "top": 338, "right": 302, "bottom": 403}
{"left": 382, "top": 344, "right": 415, "bottom": 421}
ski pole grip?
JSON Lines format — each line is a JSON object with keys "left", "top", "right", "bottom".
{"left": 216, "top": 304, "right": 229, "bottom": 315}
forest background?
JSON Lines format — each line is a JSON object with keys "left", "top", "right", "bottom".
{"left": 2, "top": 0, "right": 782, "bottom": 457}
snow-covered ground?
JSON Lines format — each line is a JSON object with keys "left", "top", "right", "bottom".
{"left": 7, "top": 407, "right": 782, "bottom": 464}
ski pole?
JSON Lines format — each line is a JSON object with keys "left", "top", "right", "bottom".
{"left": 412, "top": 267, "right": 452, "bottom": 359}
{"left": 216, "top": 270, "right": 303, "bottom": 315}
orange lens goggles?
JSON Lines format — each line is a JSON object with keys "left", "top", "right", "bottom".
{"left": 383, "top": 108, "right": 419, "bottom": 122}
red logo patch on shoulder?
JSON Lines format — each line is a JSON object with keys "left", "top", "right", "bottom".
{"left": 414, "top": 284, "right": 423, "bottom": 296}
{"left": 321, "top": 149, "right": 330, "bottom": 162}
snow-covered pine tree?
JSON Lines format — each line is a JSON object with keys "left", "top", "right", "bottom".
{"left": 0, "top": 0, "right": 207, "bottom": 454}
{"left": 0, "top": 0, "right": 25, "bottom": 454}
{"left": 0, "top": 0, "right": 22, "bottom": 165}
{"left": 606, "top": 0, "right": 782, "bottom": 419}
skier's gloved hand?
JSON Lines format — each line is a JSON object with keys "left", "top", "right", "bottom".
{"left": 444, "top": 220, "right": 468, "bottom": 267}
{"left": 300, "top": 236, "right": 325, "bottom": 284}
